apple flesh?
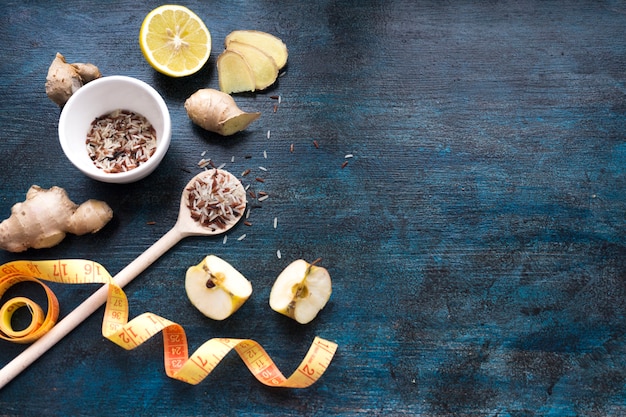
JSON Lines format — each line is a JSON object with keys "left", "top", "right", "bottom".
{"left": 269, "top": 258, "right": 332, "bottom": 324}
{"left": 185, "top": 255, "right": 252, "bottom": 320}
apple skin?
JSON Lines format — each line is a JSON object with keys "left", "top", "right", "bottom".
{"left": 185, "top": 255, "right": 252, "bottom": 320}
{"left": 269, "top": 259, "right": 332, "bottom": 324}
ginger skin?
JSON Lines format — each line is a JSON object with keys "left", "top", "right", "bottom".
{"left": 0, "top": 185, "right": 113, "bottom": 252}
{"left": 184, "top": 88, "right": 261, "bottom": 136}
{"left": 45, "top": 52, "right": 102, "bottom": 106}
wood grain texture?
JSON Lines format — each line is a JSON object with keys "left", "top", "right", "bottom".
{"left": 0, "top": 0, "right": 625, "bottom": 415}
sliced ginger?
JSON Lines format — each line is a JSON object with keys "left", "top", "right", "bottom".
{"left": 225, "top": 30, "right": 288, "bottom": 70}
{"left": 217, "top": 30, "right": 288, "bottom": 94}
{"left": 226, "top": 41, "right": 278, "bottom": 90}
{"left": 184, "top": 88, "right": 261, "bottom": 136}
{"left": 217, "top": 50, "right": 256, "bottom": 94}
{"left": 0, "top": 185, "right": 113, "bottom": 252}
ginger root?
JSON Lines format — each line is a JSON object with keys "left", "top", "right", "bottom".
{"left": 184, "top": 88, "right": 261, "bottom": 136}
{"left": 45, "top": 52, "right": 102, "bottom": 106}
{"left": 0, "top": 185, "right": 113, "bottom": 252}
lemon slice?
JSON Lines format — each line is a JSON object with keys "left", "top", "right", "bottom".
{"left": 139, "top": 5, "right": 211, "bottom": 77}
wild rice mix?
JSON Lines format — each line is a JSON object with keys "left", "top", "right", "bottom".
{"left": 86, "top": 109, "right": 157, "bottom": 173}
{"left": 186, "top": 169, "right": 247, "bottom": 231}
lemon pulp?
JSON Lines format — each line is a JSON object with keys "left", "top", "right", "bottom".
{"left": 139, "top": 5, "right": 211, "bottom": 77}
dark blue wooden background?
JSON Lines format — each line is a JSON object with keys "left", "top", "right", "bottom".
{"left": 1, "top": 1, "right": 625, "bottom": 415}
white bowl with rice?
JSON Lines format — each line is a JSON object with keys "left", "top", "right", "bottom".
{"left": 58, "top": 75, "right": 171, "bottom": 184}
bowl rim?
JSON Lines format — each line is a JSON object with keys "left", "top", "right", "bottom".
{"left": 58, "top": 75, "right": 172, "bottom": 184}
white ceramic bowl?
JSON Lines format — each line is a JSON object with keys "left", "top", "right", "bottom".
{"left": 58, "top": 75, "right": 171, "bottom": 184}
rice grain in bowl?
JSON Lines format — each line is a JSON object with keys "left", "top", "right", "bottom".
{"left": 58, "top": 75, "right": 171, "bottom": 184}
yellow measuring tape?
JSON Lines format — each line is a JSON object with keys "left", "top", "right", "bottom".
{"left": 0, "top": 260, "right": 337, "bottom": 387}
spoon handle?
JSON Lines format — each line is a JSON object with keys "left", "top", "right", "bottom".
{"left": 0, "top": 226, "right": 185, "bottom": 390}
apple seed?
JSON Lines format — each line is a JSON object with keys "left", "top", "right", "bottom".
{"left": 205, "top": 271, "right": 225, "bottom": 289}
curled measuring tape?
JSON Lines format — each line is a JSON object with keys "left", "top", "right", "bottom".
{"left": 0, "top": 272, "right": 59, "bottom": 344}
{"left": 0, "top": 260, "right": 337, "bottom": 387}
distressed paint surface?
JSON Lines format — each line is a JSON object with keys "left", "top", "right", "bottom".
{"left": 0, "top": 1, "right": 625, "bottom": 416}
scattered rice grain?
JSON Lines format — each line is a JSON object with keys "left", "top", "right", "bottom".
{"left": 277, "top": 249, "right": 281, "bottom": 259}
{"left": 267, "top": 130, "right": 271, "bottom": 139}
{"left": 273, "top": 217, "right": 277, "bottom": 229}
{"left": 258, "top": 195, "right": 269, "bottom": 202}
{"left": 198, "top": 158, "right": 211, "bottom": 167}
{"left": 345, "top": 154, "right": 354, "bottom": 159}
{"left": 237, "top": 234, "right": 247, "bottom": 241}
{"left": 259, "top": 166, "right": 267, "bottom": 172}
{"left": 263, "top": 150, "right": 267, "bottom": 159}
{"left": 223, "top": 235, "right": 228, "bottom": 244}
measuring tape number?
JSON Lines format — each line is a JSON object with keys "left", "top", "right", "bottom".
{"left": 0, "top": 260, "right": 337, "bottom": 388}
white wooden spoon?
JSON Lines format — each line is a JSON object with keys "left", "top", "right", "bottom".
{"left": 0, "top": 169, "right": 247, "bottom": 389}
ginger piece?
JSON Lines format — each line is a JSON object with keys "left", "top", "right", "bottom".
{"left": 71, "top": 62, "right": 102, "bottom": 83}
{"left": 217, "top": 50, "right": 256, "bottom": 94}
{"left": 0, "top": 185, "right": 113, "bottom": 252}
{"left": 224, "top": 30, "right": 288, "bottom": 70}
{"left": 184, "top": 88, "right": 261, "bottom": 136}
{"left": 226, "top": 41, "right": 278, "bottom": 91}
{"left": 218, "top": 30, "right": 288, "bottom": 94}
{"left": 45, "top": 53, "right": 102, "bottom": 106}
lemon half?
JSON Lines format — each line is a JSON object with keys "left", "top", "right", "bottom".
{"left": 139, "top": 5, "right": 211, "bottom": 77}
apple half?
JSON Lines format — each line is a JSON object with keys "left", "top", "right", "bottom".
{"left": 269, "top": 258, "right": 332, "bottom": 324}
{"left": 185, "top": 255, "right": 252, "bottom": 320}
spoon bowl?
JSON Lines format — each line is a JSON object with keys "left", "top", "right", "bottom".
{"left": 176, "top": 168, "right": 247, "bottom": 237}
